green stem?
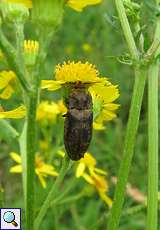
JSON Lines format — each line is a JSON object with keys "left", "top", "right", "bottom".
{"left": 107, "top": 68, "right": 147, "bottom": 230}
{"left": 26, "top": 92, "right": 38, "bottom": 230}
{"left": 25, "top": 26, "right": 55, "bottom": 230}
{"left": 56, "top": 192, "right": 84, "bottom": 205}
{"left": 51, "top": 177, "right": 78, "bottom": 205}
{"left": 147, "top": 2, "right": 160, "bottom": 228}
{"left": 147, "top": 53, "right": 159, "bottom": 230}
{"left": 122, "top": 203, "right": 146, "bottom": 216}
{"left": 114, "top": 0, "right": 139, "bottom": 60}
{"left": 15, "top": 23, "right": 25, "bottom": 71}
{"left": 107, "top": 1, "right": 147, "bottom": 229}
{"left": 0, "top": 27, "right": 31, "bottom": 93}
{"left": 34, "top": 156, "right": 71, "bottom": 230}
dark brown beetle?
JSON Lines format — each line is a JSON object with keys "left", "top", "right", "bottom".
{"left": 64, "top": 83, "right": 93, "bottom": 161}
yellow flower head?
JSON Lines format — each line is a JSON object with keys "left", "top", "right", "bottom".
{"left": 76, "top": 152, "right": 112, "bottom": 207}
{"left": 56, "top": 61, "right": 99, "bottom": 82}
{"left": 42, "top": 61, "right": 119, "bottom": 130}
{"left": 67, "top": 0, "right": 102, "bottom": 12}
{"left": 0, "top": 105, "right": 26, "bottom": 119}
{"left": 42, "top": 61, "right": 106, "bottom": 91}
{"left": 10, "top": 152, "right": 58, "bottom": 188}
{"left": 0, "top": 71, "right": 17, "bottom": 100}
{"left": 36, "top": 101, "right": 60, "bottom": 123}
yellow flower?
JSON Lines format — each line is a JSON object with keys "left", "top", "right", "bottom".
{"left": 0, "top": 100, "right": 66, "bottom": 120}
{"left": 76, "top": 152, "right": 112, "bottom": 207}
{"left": 10, "top": 152, "right": 58, "bottom": 188}
{"left": 0, "top": 105, "right": 26, "bottom": 119}
{"left": 67, "top": 0, "right": 102, "bottom": 12}
{"left": 36, "top": 101, "right": 60, "bottom": 123}
{"left": 42, "top": 61, "right": 106, "bottom": 91}
{"left": 0, "top": 71, "right": 17, "bottom": 99}
{"left": 90, "top": 84, "right": 120, "bottom": 128}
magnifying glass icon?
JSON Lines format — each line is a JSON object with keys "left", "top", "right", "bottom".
{"left": 3, "top": 211, "right": 18, "bottom": 227}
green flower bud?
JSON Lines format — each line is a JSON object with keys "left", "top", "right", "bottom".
{"left": 32, "top": 0, "right": 64, "bottom": 28}
{"left": 24, "top": 40, "right": 39, "bottom": 67}
{"left": 0, "top": 3, "right": 29, "bottom": 24}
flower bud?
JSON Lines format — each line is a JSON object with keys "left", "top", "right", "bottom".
{"left": 32, "top": 0, "right": 64, "bottom": 28}
{"left": 24, "top": 40, "right": 39, "bottom": 67}
{"left": 0, "top": 3, "right": 29, "bottom": 24}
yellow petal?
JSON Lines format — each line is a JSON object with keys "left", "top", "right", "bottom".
{"left": 91, "top": 84, "right": 120, "bottom": 103}
{"left": 76, "top": 162, "right": 86, "bottom": 178}
{"left": 99, "top": 192, "right": 112, "bottom": 207}
{"left": 10, "top": 152, "right": 22, "bottom": 164}
{"left": 67, "top": 0, "right": 102, "bottom": 12}
{"left": 10, "top": 165, "right": 22, "bottom": 173}
{"left": 91, "top": 172, "right": 108, "bottom": 192}
{"left": 39, "top": 165, "right": 59, "bottom": 177}
{"left": 41, "top": 80, "right": 64, "bottom": 91}
{"left": 0, "top": 105, "right": 26, "bottom": 119}
{"left": 37, "top": 173, "right": 47, "bottom": 189}
{"left": 103, "top": 103, "right": 120, "bottom": 111}
{"left": 0, "top": 71, "right": 16, "bottom": 89}
{"left": 94, "top": 167, "right": 107, "bottom": 176}
{"left": 93, "top": 122, "right": 105, "bottom": 130}
{"left": 0, "top": 85, "right": 14, "bottom": 99}
{"left": 101, "top": 110, "right": 117, "bottom": 121}
{"left": 82, "top": 173, "right": 95, "bottom": 185}
{"left": 83, "top": 152, "right": 96, "bottom": 167}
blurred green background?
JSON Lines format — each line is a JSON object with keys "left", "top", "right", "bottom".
{"left": 0, "top": 0, "right": 160, "bottom": 229}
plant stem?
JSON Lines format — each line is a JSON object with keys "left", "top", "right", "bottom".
{"left": 114, "top": 0, "right": 139, "bottom": 60}
{"left": 25, "top": 26, "right": 55, "bottom": 230}
{"left": 15, "top": 23, "right": 25, "bottom": 71}
{"left": 25, "top": 92, "right": 38, "bottom": 230}
{"left": 107, "top": 1, "right": 147, "bottom": 229}
{"left": 147, "top": 14, "right": 160, "bottom": 229}
{"left": 34, "top": 156, "right": 71, "bottom": 230}
{"left": 0, "top": 28, "right": 31, "bottom": 93}
{"left": 107, "top": 67, "right": 147, "bottom": 230}
{"left": 122, "top": 203, "right": 146, "bottom": 217}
